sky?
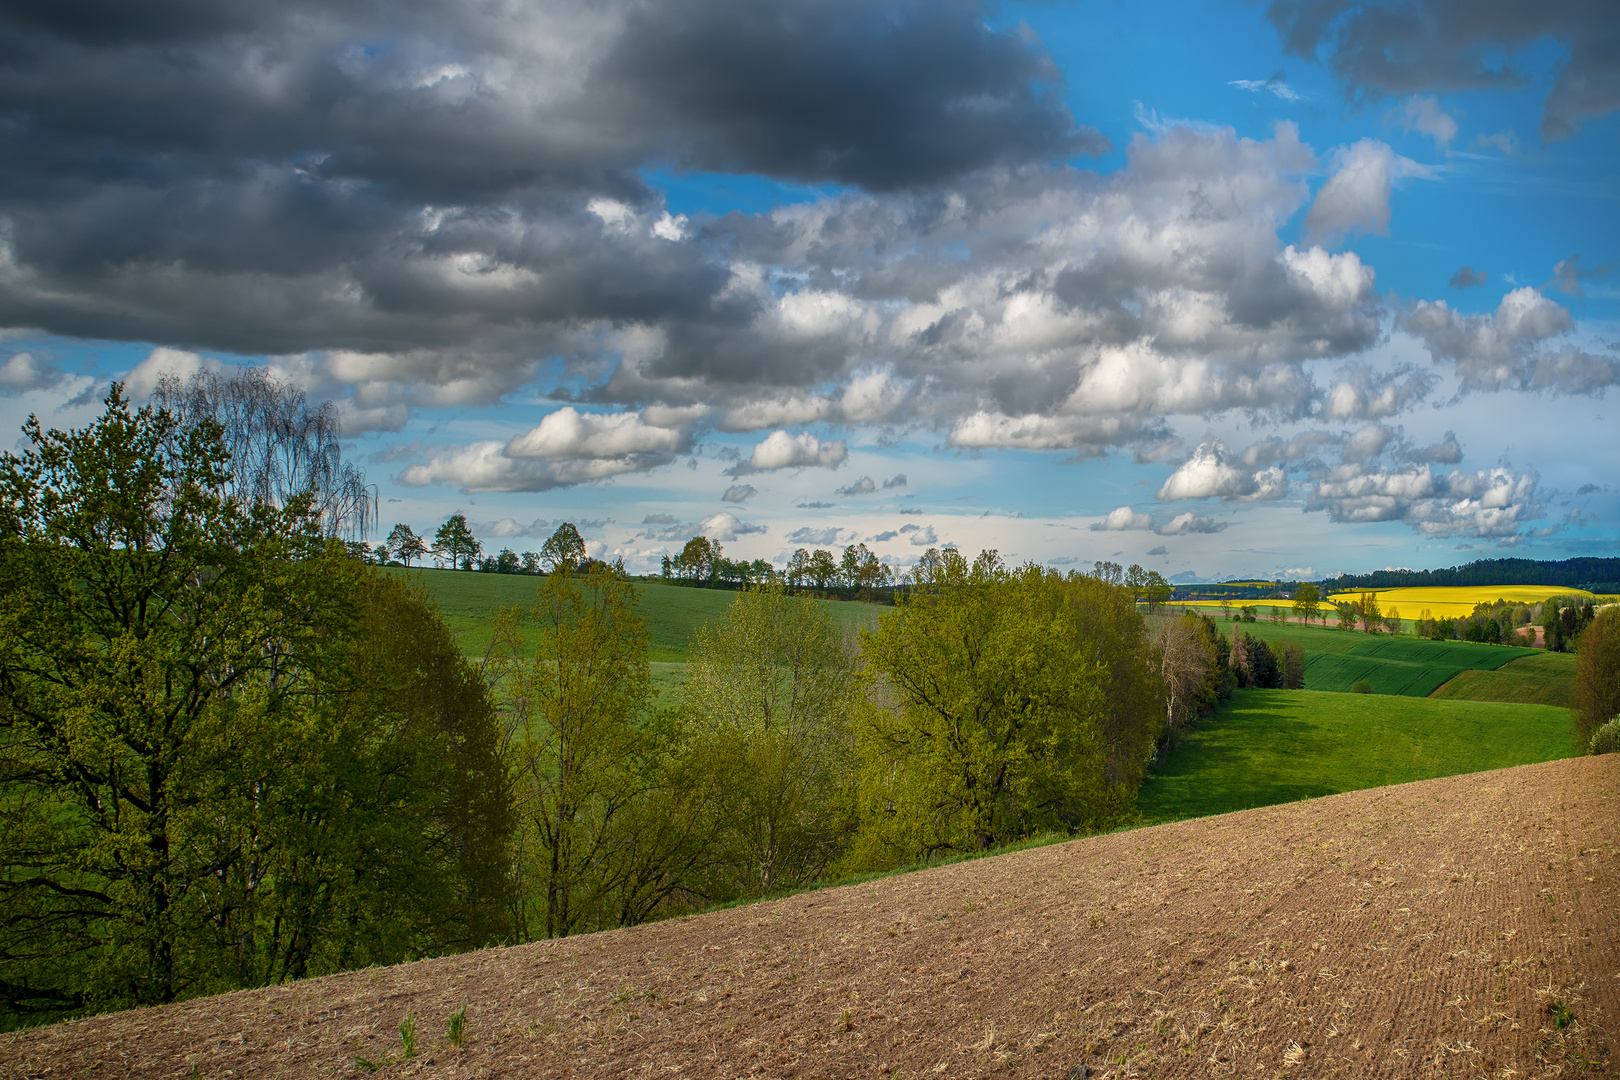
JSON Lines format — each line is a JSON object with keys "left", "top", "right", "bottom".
{"left": 1, "top": 0, "right": 1617, "bottom": 582}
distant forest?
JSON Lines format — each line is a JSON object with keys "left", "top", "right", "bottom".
{"left": 1324, "top": 557, "right": 1620, "bottom": 594}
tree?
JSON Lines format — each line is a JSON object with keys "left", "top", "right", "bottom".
{"left": 779, "top": 549, "right": 804, "bottom": 588}
{"left": 1335, "top": 600, "right": 1358, "bottom": 630}
{"left": 1156, "top": 613, "right": 1215, "bottom": 745}
{"left": 1574, "top": 608, "right": 1620, "bottom": 748}
{"left": 387, "top": 522, "right": 427, "bottom": 567}
{"left": 540, "top": 522, "right": 587, "bottom": 573}
{"left": 0, "top": 389, "right": 508, "bottom": 1025}
{"left": 502, "top": 565, "right": 652, "bottom": 939}
{"left": 1358, "top": 592, "right": 1382, "bottom": 633}
{"left": 151, "top": 367, "right": 374, "bottom": 541}
{"left": 1282, "top": 642, "right": 1305, "bottom": 689}
{"left": 1292, "top": 582, "right": 1321, "bottom": 627}
{"left": 674, "top": 535, "right": 718, "bottom": 583}
{"left": 434, "top": 513, "right": 481, "bottom": 569}
{"left": 497, "top": 547, "right": 521, "bottom": 573}
{"left": 1124, "top": 563, "right": 1148, "bottom": 606}
{"left": 1383, "top": 605, "right": 1402, "bottom": 635}
{"left": 840, "top": 543, "right": 890, "bottom": 599}
{"left": 521, "top": 550, "right": 543, "bottom": 574}
{"left": 1144, "top": 571, "right": 1173, "bottom": 613}
{"left": 807, "top": 548, "right": 839, "bottom": 591}
{"left": 1232, "top": 631, "right": 1282, "bottom": 688}
{"left": 682, "top": 586, "right": 857, "bottom": 895}
{"left": 852, "top": 552, "right": 1154, "bottom": 867}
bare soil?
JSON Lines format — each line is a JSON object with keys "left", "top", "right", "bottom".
{"left": 5, "top": 755, "right": 1616, "bottom": 1080}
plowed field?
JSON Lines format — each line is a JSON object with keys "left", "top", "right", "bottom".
{"left": 5, "top": 756, "right": 1616, "bottom": 1080}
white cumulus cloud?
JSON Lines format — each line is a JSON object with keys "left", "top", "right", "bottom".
{"left": 1157, "top": 442, "right": 1288, "bottom": 502}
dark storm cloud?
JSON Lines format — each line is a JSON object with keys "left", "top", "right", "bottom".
{"left": 589, "top": 0, "right": 1105, "bottom": 191}
{"left": 1262, "top": 0, "right": 1620, "bottom": 140}
{"left": 0, "top": 0, "right": 1088, "bottom": 353}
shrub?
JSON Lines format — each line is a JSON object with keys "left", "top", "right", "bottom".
{"left": 1351, "top": 680, "right": 1373, "bottom": 694}
{"left": 1590, "top": 719, "right": 1620, "bottom": 756}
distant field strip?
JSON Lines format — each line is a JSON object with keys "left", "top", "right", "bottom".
{"left": 1137, "top": 688, "right": 1580, "bottom": 824}
{"left": 1326, "top": 584, "right": 1606, "bottom": 618}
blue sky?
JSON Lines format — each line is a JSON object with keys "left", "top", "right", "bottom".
{"left": 1, "top": 0, "right": 1615, "bottom": 580}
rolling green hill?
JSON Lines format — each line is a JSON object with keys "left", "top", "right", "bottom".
{"left": 384, "top": 567, "right": 883, "bottom": 662}
{"left": 1428, "top": 651, "right": 1576, "bottom": 707}
{"left": 1155, "top": 614, "right": 1541, "bottom": 697}
{"left": 1136, "top": 688, "right": 1580, "bottom": 824}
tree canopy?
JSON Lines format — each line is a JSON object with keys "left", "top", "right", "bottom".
{"left": 0, "top": 389, "right": 510, "bottom": 1027}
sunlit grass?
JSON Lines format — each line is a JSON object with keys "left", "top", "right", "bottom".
{"left": 1137, "top": 688, "right": 1580, "bottom": 824}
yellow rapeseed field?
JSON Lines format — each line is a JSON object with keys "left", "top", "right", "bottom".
{"left": 1171, "top": 585, "right": 1616, "bottom": 620}
{"left": 1324, "top": 585, "right": 1599, "bottom": 619}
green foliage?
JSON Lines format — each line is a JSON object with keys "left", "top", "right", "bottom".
{"left": 496, "top": 567, "right": 728, "bottom": 936}
{"left": 433, "top": 514, "right": 481, "bottom": 570}
{"left": 1590, "top": 719, "right": 1620, "bottom": 756}
{"left": 850, "top": 553, "right": 1157, "bottom": 869}
{"left": 0, "top": 390, "right": 512, "bottom": 1028}
{"left": 500, "top": 565, "right": 651, "bottom": 939}
{"left": 1137, "top": 689, "right": 1583, "bottom": 825}
{"left": 1574, "top": 608, "right": 1620, "bottom": 747}
{"left": 540, "top": 522, "right": 586, "bottom": 573}
{"left": 681, "top": 585, "right": 858, "bottom": 896}
{"left": 387, "top": 523, "right": 426, "bottom": 566}
{"left": 1350, "top": 680, "right": 1372, "bottom": 694}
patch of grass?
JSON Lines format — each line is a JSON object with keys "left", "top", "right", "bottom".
{"left": 385, "top": 567, "right": 883, "bottom": 662}
{"left": 1430, "top": 652, "right": 1576, "bottom": 707}
{"left": 447, "top": 1002, "right": 467, "bottom": 1048}
{"left": 1136, "top": 688, "right": 1581, "bottom": 825}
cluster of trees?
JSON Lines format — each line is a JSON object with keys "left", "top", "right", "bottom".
{"left": 661, "top": 535, "right": 776, "bottom": 587}
{"left": 1412, "top": 600, "right": 1533, "bottom": 644}
{"left": 1331, "top": 592, "right": 1404, "bottom": 634}
{"left": 348, "top": 518, "right": 594, "bottom": 577}
{"left": 1324, "top": 557, "right": 1620, "bottom": 593}
{"left": 1543, "top": 596, "right": 1600, "bottom": 653}
{"left": 662, "top": 537, "right": 894, "bottom": 599}
{"left": 1091, "top": 561, "right": 1174, "bottom": 611}
{"left": 487, "top": 548, "right": 1182, "bottom": 936}
{"left": 0, "top": 386, "right": 510, "bottom": 1027}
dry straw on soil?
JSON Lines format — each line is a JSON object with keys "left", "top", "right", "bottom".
{"left": 4, "top": 756, "right": 1616, "bottom": 1079}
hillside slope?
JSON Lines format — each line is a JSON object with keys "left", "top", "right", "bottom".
{"left": 5, "top": 757, "right": 1616, "bottom": 1079}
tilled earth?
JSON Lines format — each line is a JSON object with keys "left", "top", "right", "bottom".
{"left": 4, "top": 755, "right": 1616, "bottom": 1079}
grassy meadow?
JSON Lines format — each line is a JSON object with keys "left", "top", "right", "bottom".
{"left": 1148, "top": 612, "right": 1539, "bottom": 696}
{"left": 386, "top": 566, "right": 883, "bottom": 662}
{"left": 1136, "top": 688, "right": 1581, "bottom": 824}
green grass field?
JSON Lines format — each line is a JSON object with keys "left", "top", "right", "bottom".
{"left": 1136, "top": 688, "right": 1581, "bottom": 825}
{"left": 385, "top": 567, "right": 883, "bottom": 662}
{"left": 1151, "top": 613, "right": 1540, "bottom": 697}
{"left": 1429, "top": 651, "right": 1576, "bottom": 707}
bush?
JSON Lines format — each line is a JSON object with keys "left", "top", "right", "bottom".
{"left": 1590, "top": 718, "right": 1620, "bottom": 756}
{"left": 1351, "top": 680, "right": 1372, "bottom": 694}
